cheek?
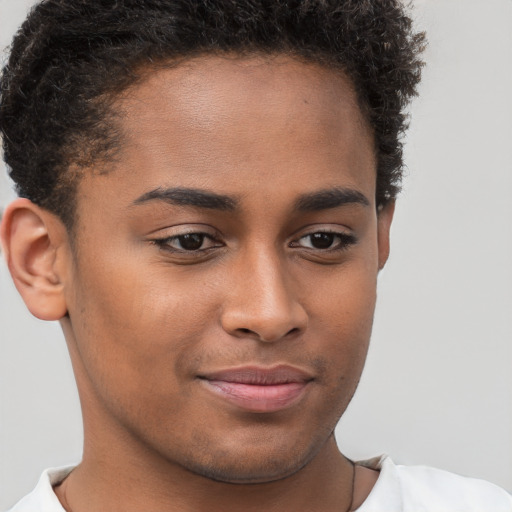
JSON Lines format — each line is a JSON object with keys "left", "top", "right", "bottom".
{"left": 66, "top": 252, "right": 214, "bottom": 402}
{"left": 305, "top": 259, "right": 377, "bottom": 380}
{"left": 306, "top": 256, "right": 378, "bottom": 332}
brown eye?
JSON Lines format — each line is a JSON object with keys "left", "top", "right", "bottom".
{"left": 308, "top": 233, "right": 336, "bottom": 249}
{"left": 294, "top": 231, "right": 357, "bottom": 252}
{"left": 152, "top": 232, "right": 220, "bottom": 253}
{"left": 299, "top": 232, "right": 338, "bottom": 249}
{"left": 175, "top": 233, "right": 206, "bottom": 250}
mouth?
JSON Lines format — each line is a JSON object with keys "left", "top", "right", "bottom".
{"left": 198, "top": 365, "right": 314, "bottom": 413}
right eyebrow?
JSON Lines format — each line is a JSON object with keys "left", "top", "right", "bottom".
{"left": 132, "top": 187, "right": 238, "bottom": 211}
{"left": 294, "top": 187, "right": 370, "bottom": 212}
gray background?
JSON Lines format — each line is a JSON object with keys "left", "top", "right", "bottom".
{"left": 1, "top": 0, "right": 511, "bottom": 509}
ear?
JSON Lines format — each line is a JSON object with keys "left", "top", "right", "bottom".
{"left": 377, "top": 200, "right": 395, "bottom": 270}
{"left": 0, "top": 198, "right": 69, "bottom": 320}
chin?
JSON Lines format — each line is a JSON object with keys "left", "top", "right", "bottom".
{"left": 184, "top": 455, "right": 309, "bottom": 485}
{"left": 175, "top": 431, "right": 328, "bottom": 485}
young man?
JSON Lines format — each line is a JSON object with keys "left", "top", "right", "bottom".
{"left": 0, "top": 1, "right": 510, "bottom": 511}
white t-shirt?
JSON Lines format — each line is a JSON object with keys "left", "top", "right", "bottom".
{"left": 6, "top": 455, "right": 512, "bottom": 512}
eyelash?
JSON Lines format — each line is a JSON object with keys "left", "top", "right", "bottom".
{"left": 292, "top": 231, "right": 357, "bottom": 251}
{"left": 151, "top": 233, "right": 221, "bottom": 253}
{"left": 150, "top": 230, "right": 357, "bottom": 255}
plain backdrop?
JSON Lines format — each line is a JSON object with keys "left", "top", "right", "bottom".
{"left": 1, "top": 0, "right": 511, "bottom": 509}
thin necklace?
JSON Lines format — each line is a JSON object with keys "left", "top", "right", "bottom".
{"left": 347, "top": 459, "right": 357, "bottom": 512}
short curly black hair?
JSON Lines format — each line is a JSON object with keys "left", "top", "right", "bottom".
{"left": 0, "top": 0, "right": 425, "bottom": 230}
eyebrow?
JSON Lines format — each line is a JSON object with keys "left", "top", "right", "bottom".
{"left": 132, "top": 187, "right": 238, "bottom": 211}
{"left": 132, "top": 186, "right": 369, "bottom": 213}
{"left": 294, "top": 187, "right": 370, "bottom": 211}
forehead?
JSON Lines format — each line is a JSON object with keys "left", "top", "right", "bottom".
{"left": 118, "top": 55, "right": 370, "bottom": 147}
{"left": 122, "top": 54, "right": 364, "bottom": 118}
{"left": 79, "top": 55, "right": 375, "bottom": 215}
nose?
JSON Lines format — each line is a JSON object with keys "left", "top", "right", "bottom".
{"left": 220, "top": 249, "right": 308, "bottom": 342}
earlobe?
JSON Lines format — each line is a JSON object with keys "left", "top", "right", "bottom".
{"left": 377, "top": 200, "right": 395, "bottom": 270}
{"left": 1, "top": 198, "right": 69, "bottom": 321}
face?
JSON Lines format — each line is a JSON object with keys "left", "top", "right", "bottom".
{"left": 62, "top": 55, "right": 391, "bottom": 483}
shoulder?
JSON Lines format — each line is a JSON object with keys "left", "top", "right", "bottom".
{"left": 6, "top": 466, "right": 74, "bottom": 512}
{"left": 357, "top": 455, "right": 512, "bottom": 512}
{"left": 396, "top": 461, "right": 512, "bottom": 511}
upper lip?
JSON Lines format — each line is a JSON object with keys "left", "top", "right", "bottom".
{"left": 198, "top": 365, "right": 314, "bottom": 385}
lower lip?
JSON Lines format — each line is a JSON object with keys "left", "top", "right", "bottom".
{"left": 200, "top": 379, "right": 309, "bottom": 413}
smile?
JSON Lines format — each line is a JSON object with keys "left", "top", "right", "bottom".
{"left": 198, "top": 365, "right": 313, "bottom": 413}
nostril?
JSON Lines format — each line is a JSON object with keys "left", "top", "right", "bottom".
{"left": 222, "top": 301, "right": 309, "bottom": 342}
{"left": 235, "top": 326, "right": 302, "bottom": 341}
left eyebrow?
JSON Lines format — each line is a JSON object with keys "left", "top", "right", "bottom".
{"left": 294, "top": 187, "right": 370, "bottom": 211}
{"left": 132, "top": 187, "right": 238, "bottom": 211}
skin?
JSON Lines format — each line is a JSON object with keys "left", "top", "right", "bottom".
{"left": 1, "top": 55, "right": 391, "bottom": 512}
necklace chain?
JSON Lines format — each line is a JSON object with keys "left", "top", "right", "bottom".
{"left": 347, "top": 460, "right": 357, "bottom": 512}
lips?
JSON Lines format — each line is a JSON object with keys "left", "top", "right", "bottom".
{"left": 198, "top": 365, "right": 313, "bottom": 413}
